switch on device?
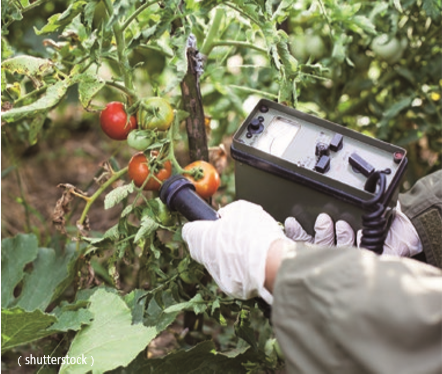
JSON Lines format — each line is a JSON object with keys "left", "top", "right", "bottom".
{"left": 315, "top": 155, "right": 330, "bottom": 174}
{"left": 330, "top": 134, "right": 343, "bottom": 152}
{"left": 349, "top": 152, "right": 374, "bottom": 177}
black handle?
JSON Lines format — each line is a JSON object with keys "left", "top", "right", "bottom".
{"left": 159, "top": 175, "right": 219, "bottom": 222}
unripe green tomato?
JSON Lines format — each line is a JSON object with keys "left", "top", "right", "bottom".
{"left": 127, "top": 129, "right": 154, "bottom": 151}
{"left": 137, "top": 97, "right": 174, "bottom": 131}
{"left": 289, "top": 35, "right": 307, "bottom": 61}
{"left": 371, "top": 34, "right": 407, "bottom": 64}
{"left": 304, "top": 35, "right": 325, "bottom": 59}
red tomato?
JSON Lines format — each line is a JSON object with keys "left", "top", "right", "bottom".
{"left": 184, "top": 161, "right": 220, "bottom": 199}
{"left": 100, "top": 102, "right": 137, "bottom": 140}
{"left": 128, "top": 152, "right": 172, "bottom": 191}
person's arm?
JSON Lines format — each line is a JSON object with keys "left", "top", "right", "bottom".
{"left": 270, "top": 240, "right": 442, "bottom": 374}
{"left": 399, "top": 170, "right": 442, "bottom": 268}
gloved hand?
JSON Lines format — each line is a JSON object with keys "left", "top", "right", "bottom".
{"left": 285, "top": 204, "right": 422, "bottom": 257}
{"left": 285, "top": 213, "right": 355, "bottom": 247}
{"left": 356, "top": 203, "right": 423, "bottom": 257}
{"left": 182, "top": 200, "right": 293, "bottom": 304}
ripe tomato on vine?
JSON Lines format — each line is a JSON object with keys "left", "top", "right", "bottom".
{"left": 100, "top": 102, "right": 137, "bottom": 140}
{"left": 128, "top": 152, "right": 172, "bottom": 191}
{"left": 184, "top": 161, "right": 220, "bottom": 199}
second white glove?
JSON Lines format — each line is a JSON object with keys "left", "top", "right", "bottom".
{"left": 285, "top": 213, "right": 355, "bottom": 247}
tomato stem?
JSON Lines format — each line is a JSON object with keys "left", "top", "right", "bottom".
{"left": 120, "top": 0, "right": 159, "bottom": 32}
{"left": 210, "top": 40, "right": 267, "bottom": 54}
{"left": 189, "top": 167, "right": 204, "bottom": 181}
{"left": 165, "top": 112, "right": 186, "bottom": 174}
{"left": 224, "top": 2, "right": 262, "bottom": 26}
{"left": 76, "top": 166, "right": 128, "bottom": 251}
{"left": 14, "top": 85, "right": 48, "bottom": 105}
{"left": 200, "top": 8, "right": 224, "bottom": 56}
{"left": 105, "top": 80, "right": 137, "bottom": 100}
{"left": 22, "top": 0, "right": 49, "bottom": 13}
{"left": 103, "top": 0, "right": 134, "bottom": 96}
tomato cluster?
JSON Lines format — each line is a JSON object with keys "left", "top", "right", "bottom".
{"left": 99, "top": 97, "right": 174, "bottom": 144}
{"left": 99, "top": 98, "right": 220, "bottom": 198}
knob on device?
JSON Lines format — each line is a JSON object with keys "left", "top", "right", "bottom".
{"left": 247, "top": 118, "right": 264, "bottom": 136}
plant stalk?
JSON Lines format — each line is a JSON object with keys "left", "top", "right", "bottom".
{"left": 211, "top": 40, "right": 267, "bottom": 54}
{"left": 121, "top": 0, "right": 159, "bottom": 32}
{"left": 76, "top": 167, "right": 128, "bottom": 251}
{"left": 200, "top": 8, "right": 224, "bottom": 56}
{"left": 103, "top": 0, "right": 134, "bottom": 94}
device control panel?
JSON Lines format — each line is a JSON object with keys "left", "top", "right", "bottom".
{"left": 234, "top": 100, "right": 406, "bottom": 194}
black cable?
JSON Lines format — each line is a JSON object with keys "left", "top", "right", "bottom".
{"left": 360, "top": 171, "right": 389, "bottom": 254}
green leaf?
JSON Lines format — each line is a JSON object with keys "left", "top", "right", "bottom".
{"left": 134, "top": 215, "right": 159, "bottom": 244}
{"left": 423, "top": 0, "right": 441, "bottom": 21}
{"left": 2, "top": 79, "right": 72, "bottom": 123}
{"left": 76, "top": 73, "right": 105, "bottom": 108}
{"left": 121, "top": 205, "right": 134, "bottom": 217}
{"left": 28, "top": 111, "right": 47, "bottom": 145}
{"left": 60, "top": 289, "right": 156, "bottom": 374}
{"left": 165, "top": 30, "right": 190, "bottom": 93}
{"left": 352, "top": 15, "right": 377, "bottom": 35}
{"left": 104, "top": 223, "right": 120, "bottom": 240}
{"left": 143, "top": 289, "right": 181, "bottom": 333}
{"left": 1, "top": 0, "right": 22, "bottom": 35}
{"left": 124, "top": 289, "right": 149, "bottom": 325}
{"left": 382, "top": 96, "right": 413, "bottom": 120}
{"left": 1, "top": 68, "right": 6, "bottom": 91}
{"left": 49, "top": 308, "right": 93, "bottom": 332}
{"left": 234, "top": 309, "right": 257, "bottom": 351}
{"left": 163, "top": 293, "right": 207, "bottom": 315}
{"left": 1, "top": 56, "right": 53, "bottom": 81}
{"left": 14, "top": 245, "right": 78, "bottom": 311}
{"left": 1, "top": 308, "right": 56, "bottom": 353}
{"left": 104, "top": 184, "right": 134, "bottom": 210}
{"left": 1, "top": 234, "right": 39, "bottom": 308}
{"left": 393, "top": 0, "right": 403, "bottom": 13}
{"left": 110, "top": 340, "right": 253, "bottom": 374}
{"left": 34, "top": 0, "right": 87, "bottom": 35}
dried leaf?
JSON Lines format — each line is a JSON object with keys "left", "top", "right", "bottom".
{"left": 94, "top": 161, "right": 113, "bottom": 185}
{"left": 76, "top": 216, "right": 90, "bottom": 236}
{"left": 209, "top": 144, "right": 228, "bottom": 175}
{"left": 53, "top": 183, "right": 88, "bottom": 235}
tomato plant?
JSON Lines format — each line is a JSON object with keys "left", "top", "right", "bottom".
{"left": 128, "top": 152, "right": 172, "bottom": 191}
{"left": 100, "top": 102, "right": 137, "bottom": 140}
{"left": 184, "top": 161, "right": 220, "bottom": 199}
{"left": 137, "top": 97, "right": 174, "bottom": 131}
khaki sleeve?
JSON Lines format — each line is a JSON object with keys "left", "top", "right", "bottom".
{"left": 399, "top": 170, "right": 442, "bottom": 268}
{"left": 272, "top": 244, "right": 442, "bottom": 374}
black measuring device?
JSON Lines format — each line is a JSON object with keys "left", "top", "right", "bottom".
{"left": 230, "top": 99, "right": 408, "bottom": 253}
{"left": 161, "top": 99, "right": 408, "bottom": 254}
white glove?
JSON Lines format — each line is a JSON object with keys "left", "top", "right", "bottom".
{"left": 356, "top": 203, "right": 423, "bottom": 257}
{"left": 285, "top": 213, "right": 355, "bottom": 247}
{"left": 182, "top": 200, "right": 292, "bottom": 304}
